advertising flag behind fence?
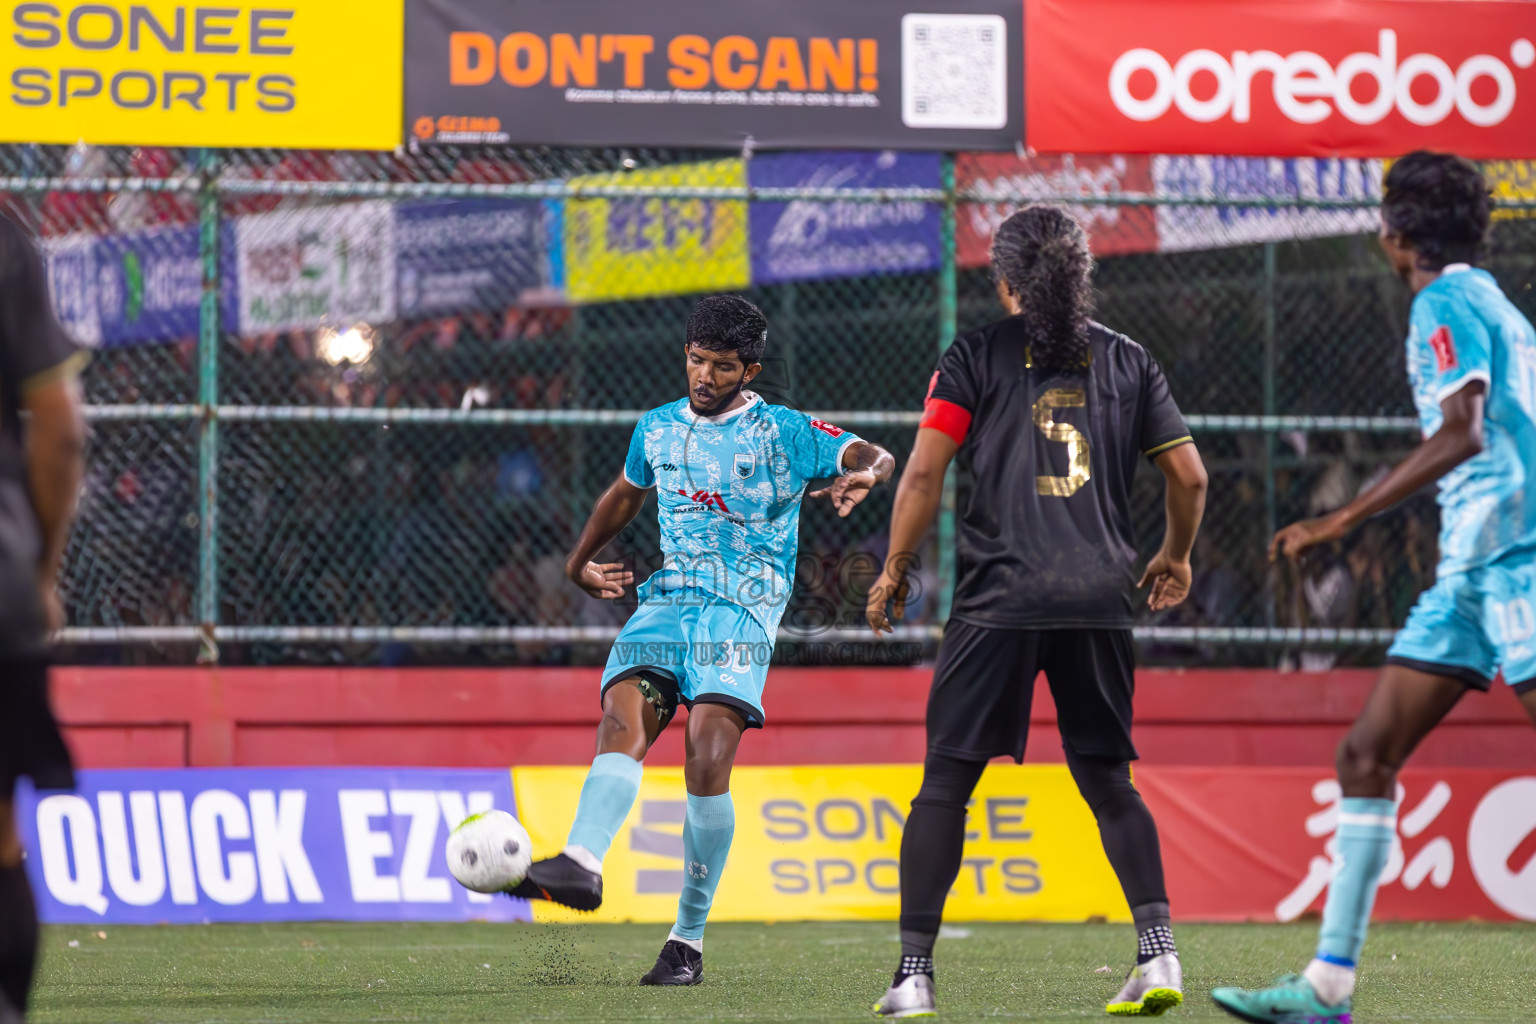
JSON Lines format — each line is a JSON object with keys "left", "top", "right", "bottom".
{"left": 45, "top": 226, "right": 237, "bottom": 349}
{"left": 1024, "top": 0, "right": 1536, "bottom": 158}
{"left": 564, "top": 160, "right": 750, "bottom": 303}
{"left": 956, "top": 153, "right": 1158, "bottom": 268}
{"left": 1152, "top": 156, "right": 1383, "bottom": 252}
{"left": 0, "top": 1, "right": 403, "bottom": 149}
{"left": 17, "top": 769, "right": 528, "bottom": 924}
{"left": 396, "top": 198, "right": 556, "bottom": 317}
{"left": 749, "top": 151, "right": 942, "bottom": 284}
{"left": 403, "top": 0, "right": 1023, "bottom": 151}
{"left": 235, "top": 202, "right": 398, "bottom": 334}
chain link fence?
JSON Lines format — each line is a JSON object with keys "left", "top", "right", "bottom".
{"left": 3, "top": 144, "right": 1532, "bottom": 667}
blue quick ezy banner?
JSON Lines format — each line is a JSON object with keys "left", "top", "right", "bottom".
{"left": 16, "top": 768, "right": 530, "bottom": 925}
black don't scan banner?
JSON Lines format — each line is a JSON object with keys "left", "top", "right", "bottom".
{"left": 404, "top": 0, "right": 1023, "bottom": 150}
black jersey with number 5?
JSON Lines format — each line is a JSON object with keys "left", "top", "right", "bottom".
{"left": 920, "top": 318, "right": 1191, "bottom": 628}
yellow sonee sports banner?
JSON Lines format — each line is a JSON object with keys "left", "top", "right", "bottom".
{"left": 512, "top": 765, "right": 1130, "bottom": 924}
{"left": 563, "top": 159, "right": 750, "bottom": 303}
{"left": 1, "top": 1, "right": 402, "bottom": 149}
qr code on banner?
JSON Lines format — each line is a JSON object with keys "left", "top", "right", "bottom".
{"left": 901, "top": 13, "right": 1008, "bottom": 130}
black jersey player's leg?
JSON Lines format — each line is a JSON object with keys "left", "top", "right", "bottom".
{"left": 878, "top": 624, "right": 1038, "bottom": 1017}
{"left": 641, "top": 702, "right": 747, "bottom": 986}
{"left": 514, "top": 677, "right": 669, "bottom": 910}
{"left": 1044, "top": 630, "right": 1183, "bottom": 1015}
{"left": 897, "top": 752, "right": 989, "bottom": 968}
{"left": 0, "top": 797, "right": 38, "bottom": 1021}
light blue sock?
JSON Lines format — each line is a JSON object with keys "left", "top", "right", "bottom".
{"left": 1316, "top": 797, "right": 1397, "bottom": 967}
{"left": 565, "top": 752, "right": 643, "bottom": 863}
{"left": 671, "top": 792, "right": 735, "bottom": 943}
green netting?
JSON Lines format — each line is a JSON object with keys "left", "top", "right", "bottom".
{"left": 2, "top": 143, "right": 1532, "bottom": 667}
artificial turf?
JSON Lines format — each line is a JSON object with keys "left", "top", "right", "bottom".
{"left": 30, "top": 920, "right": 1534, "bottom": 1023}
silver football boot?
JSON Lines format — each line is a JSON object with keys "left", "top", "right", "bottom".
{"left": 873, "top": 973, "right": 937, "bottom": 1018}
{"left": 1105, "top": 952, "right": 1183, "bottom": 1016}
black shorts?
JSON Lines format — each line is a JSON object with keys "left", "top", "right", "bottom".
{"left": 926, "top": 621, "right": 1138, "bottom": 764}
{"left": 1, "top": 659, "right": 75, "bottom": 795}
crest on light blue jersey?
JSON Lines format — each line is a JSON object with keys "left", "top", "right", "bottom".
{"left": 734, "top": 453, "right": 756, "bottom": 479}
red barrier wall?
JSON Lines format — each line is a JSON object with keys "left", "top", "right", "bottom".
{"left": 52, "top": 667, "right": 1535, "bottom": 769}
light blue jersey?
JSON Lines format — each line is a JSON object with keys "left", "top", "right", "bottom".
{"left": 1389, "top": 265, "right": 1536, "bottom": 691}
{"left": 1405, "top": 264, "right": 1536, "bottom": 573}
{"left": 623, "top": 391, "right": 860, "bottom": 637}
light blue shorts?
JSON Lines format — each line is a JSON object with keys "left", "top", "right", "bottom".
{"left": 601, "top": 588, "right": 773, "bottom": 728}
{"left": 1387, "top": 547, "right": 1536, "bottom": 693}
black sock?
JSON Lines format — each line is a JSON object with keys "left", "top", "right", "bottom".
{"left": 895, "top": 753, "right": 986, "bottom": 985}
{"left": 0, "top": 862, "right": 38, "bottom": 1015}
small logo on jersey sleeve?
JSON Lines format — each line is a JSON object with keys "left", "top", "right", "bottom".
{"left": 809, "top": 419, "right": 845, "bottom": 438}
{"left": 1429, "top": 325, "right": 1457, "bottom": 373}
{"left": 734, "top": 453, "right": 755, "bottom": 479}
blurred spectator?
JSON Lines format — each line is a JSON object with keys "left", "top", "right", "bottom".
{"left": 108, "top": 147, "right": 196, "bottom": 230}
{"left": 40, "top": 143, "right": 112, "bottom": 237}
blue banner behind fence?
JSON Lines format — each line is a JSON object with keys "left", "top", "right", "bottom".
{"left": 17, "top": 768, "right": 530, "bottom": 925}
{"left": 396, "top": 198, "right": 552, "bottom": 317}
{"left": 748, "top": 150, "right": 943, "bottom": 285}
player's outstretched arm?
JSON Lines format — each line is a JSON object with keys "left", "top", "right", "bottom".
{"left": 867, "top": 428, "right": 958, "bottom": 634}
{"left": 564, "top": 473, "right": 645, "bottom": 600}
{"left": 1140, "top": 442, "right": 1208, "bottom": 611}
{"left": 1270, "top": 382, "right": 1486, "bottom": 563}
{"left": 808, "top": 440, "right": 894, "bottom": 518}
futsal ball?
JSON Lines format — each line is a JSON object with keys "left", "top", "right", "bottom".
{"left": 446, "top": 810, "right": 533, "bottom": 893}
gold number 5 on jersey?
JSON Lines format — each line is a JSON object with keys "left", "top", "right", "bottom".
{"left": 1033, "top": 389, "right": 1091, "bottom": 497}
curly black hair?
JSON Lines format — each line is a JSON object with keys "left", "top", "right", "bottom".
{"left": 1382, "top": 151, "right": 1491, "bottom": 269}
{"left": 686, "top": 294, "right": 767, "bottom": 365}
{"left": 989, "top": 206, "right": 1094, "bottom": 373}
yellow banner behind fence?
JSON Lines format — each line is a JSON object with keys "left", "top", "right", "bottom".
{"left": 563, "top": 159, "right": 750, "bottom": 303}
{"left": 513, "top": 764, "right": 1129, "bottom": 924}
{"left": 0, "top": 1, "right": 402, "bottom": 149}
{"left": 1484, "top": 161, "right": 1536, "bottom": 221}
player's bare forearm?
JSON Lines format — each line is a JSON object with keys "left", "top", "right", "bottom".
{"left": 564, "top": 474, "right": 648, "bottom": 595}
{"left": 868, "top": 428, "right": 957, "bottom": 632}
{"left": 886, "top": 429, "right": 956, "bottom": 569}
{"left": 23, "top": 377, "right": 86, "bottom": 588}
{"left": 1340, "top": 385, "right": 1484, "bottom": 528}
{"left": 1155, "top": 443, "right": 1207, "bottom": 563}
{"left": 1139, "top": 442, "right": 1206, "bottom": 610}
{"left": 1272, "top": 384, "right": 1485, "bottom": 560}
{"left": 809, "top": 440, "right": 894, "bottom": 517}
{"left": 844, "top": 440, "right": 895, "bottom": 483}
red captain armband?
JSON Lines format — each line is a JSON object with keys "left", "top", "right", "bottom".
{"left": 920, "top": 398, "right": 972, "bottom": 445}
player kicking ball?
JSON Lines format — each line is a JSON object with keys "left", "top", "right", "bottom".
{"left": 1212, "top": 154, "right": 1536, "bottom": 1023}
{"left": 867, "top": 206, "right": 1209, "bottom": 1018}
{"left": 509, "top": 294, "right": 893, "bottom": 985}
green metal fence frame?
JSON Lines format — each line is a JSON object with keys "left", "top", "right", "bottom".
{"left": 6, "top": 160, "right": 1532, "bottom": 662}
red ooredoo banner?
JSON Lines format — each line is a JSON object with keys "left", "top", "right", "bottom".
{"left": 1025, "top": 0, "right": 1536, "bottom": 158}
{"left": 1139, "top": 768, "right": 1536, "bottom": 922}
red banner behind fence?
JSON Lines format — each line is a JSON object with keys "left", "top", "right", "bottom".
{"left": 1025, "top": 0, "right": 1536, "bottom": 158}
